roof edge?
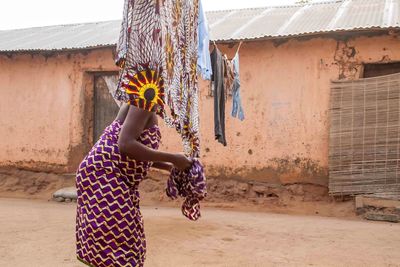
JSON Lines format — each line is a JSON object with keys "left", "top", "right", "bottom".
{"left": 0, "top": 44, "right": 116, "bottom": 53}
{"left": 0, "top": 28, "right": 395, "bottom": 53}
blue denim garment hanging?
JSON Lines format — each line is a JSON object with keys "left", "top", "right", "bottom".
{"left": 231, "top": 53, "right": 245, "bottom": 121}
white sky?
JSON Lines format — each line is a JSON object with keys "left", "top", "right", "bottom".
{"left": 0, "top": 0, "right": 316, "bottom": 30}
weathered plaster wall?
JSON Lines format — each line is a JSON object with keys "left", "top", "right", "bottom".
{"left": 159, "top": 34, "right": 400, "bottom": 186}
{"left": 1, "top": 34, "right": 400, "bottom": 185}
{"left": 0, "top": 48, "right": 116, "bottom": 172}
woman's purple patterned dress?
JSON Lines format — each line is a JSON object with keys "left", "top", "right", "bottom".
{"left": 76, "top": 120, "right": 161, "bottom": 267}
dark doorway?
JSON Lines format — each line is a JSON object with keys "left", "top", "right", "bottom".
{"left": 93, "top": 73, "right": 120, "bottom": 142}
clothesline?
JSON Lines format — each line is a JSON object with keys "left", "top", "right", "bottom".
{"left": 209, "top": 38, "right": 245, "bottom": 147}
{"left": 210, "top": 40, "right": 243, "bottom": 59}
{"left": 197, "top": 1, "right": 246, "bottom": 148}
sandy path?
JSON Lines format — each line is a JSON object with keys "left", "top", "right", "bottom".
{"left": 0, "top": 198, "right": 399, "bottom": 267}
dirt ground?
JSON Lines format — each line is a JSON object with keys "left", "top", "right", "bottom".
{"left": 0, "top": 168, "right": 356, "bottom": 218}
{"left": 1, "top": 198, "right": 400, "bottom": 267}
{"left": 1, "top": 169, "right": 399, "bottom": 266}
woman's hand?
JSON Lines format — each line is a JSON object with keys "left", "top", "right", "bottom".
{"left": 172, "top": 154, "right": 193, "bottom": 171}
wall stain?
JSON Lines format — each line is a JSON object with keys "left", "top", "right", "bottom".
{"left": 333, "top": 40, "right": 361, "bottom": 80}
{"left": 380, "top": 55, "right": 391, "bottom": 62}
{"left": 0, "top": 161, "right": 69, "bottom": 174}
{"left": 207, "top": 157, "right": 328, "bottom": 187}
{"left": 66, "top": 143, "right": 87, "bottom": 173}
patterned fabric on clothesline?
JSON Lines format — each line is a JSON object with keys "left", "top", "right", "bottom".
{"left": 115, "top": 0, "right": 201, "bottom": 157}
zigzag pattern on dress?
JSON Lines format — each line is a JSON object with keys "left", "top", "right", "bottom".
{"left": 76, "top": 120, "right": 161, "bottom": 267}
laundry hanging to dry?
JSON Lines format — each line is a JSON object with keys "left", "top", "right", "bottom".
{"left": 210, "top": 42, "right": 245, "bottom": 146}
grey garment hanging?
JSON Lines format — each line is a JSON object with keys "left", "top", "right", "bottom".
{"left": 231, "top": 52, "right": 245, "bottom": 121}
{"left": 210, "top": 46, "right": 227, "bottom": 146}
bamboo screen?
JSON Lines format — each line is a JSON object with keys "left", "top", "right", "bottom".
{"left": 329, "top": 73, "right": 400, "bottom": 198}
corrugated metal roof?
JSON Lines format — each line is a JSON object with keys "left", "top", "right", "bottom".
{"left": 208, "top": 0, "right": 400, "bottom": 41}
{"left": 0, "top": 20, "right": 121, "bottom": 52}
{"left": 0, "top": 0, "right": 399, "bottom": 52}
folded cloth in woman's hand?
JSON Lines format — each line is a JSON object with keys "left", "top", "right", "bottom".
{"left": 166, "top": 158, "right": 207, "bottom": 221}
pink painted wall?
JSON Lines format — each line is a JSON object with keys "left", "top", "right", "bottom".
{"left": 1, "top": 34, "right": 400, "bottom": 185}
{"left": 0, "top": 49, "right": 117, "bottom": 172}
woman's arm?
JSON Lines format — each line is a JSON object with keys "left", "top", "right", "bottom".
{"left": 152, "top": 162, "right": 173, "bottom": 172}
{"left": 118, "top": 106, "right": 192, "bottom": 170}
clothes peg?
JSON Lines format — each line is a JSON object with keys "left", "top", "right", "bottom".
{"left": 236, "top": 41, "right": 243, "bottom": 54}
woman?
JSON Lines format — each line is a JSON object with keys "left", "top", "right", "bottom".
{"left": 77, "top": 0, "right": 202, "bottom": 266}
{"left": 76, "top": 103, "right": 192, "bottom": 267}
